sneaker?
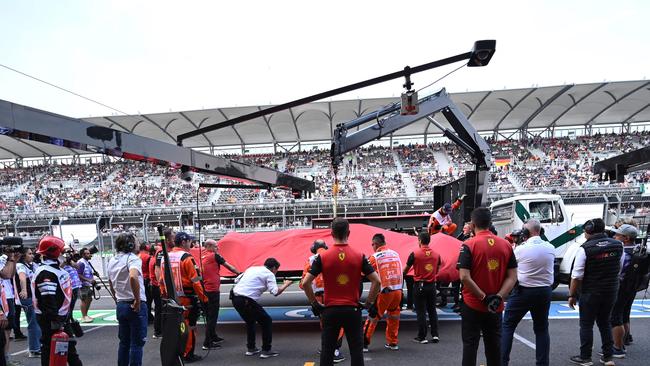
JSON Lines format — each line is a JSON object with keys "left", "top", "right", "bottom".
{"left": 152, "top": 333, "right": 162, "bottom": 339}
{"left": 430, "top": 336, "right": 440, "bottom": 343}
{"left": 81, "top": 316, "right": 94, "bottom": 323}
{"left": 14, "top": 334, "right": 27, "bottom": 341}
{"left": 183, "top": 354, "right": 203, "bottom": 363}
{"left": 569, "top": 355, "right": 593, "bottom": 366}
{"left": 598, "top": 348, "right": 626, "bottom": 359}
{"left": 412, "top": 337, "right": 428, "bottom": 344}
{"left": 384, "top": 343, "right": 399, "bottom": 350}
{"left": 245, "top": 348, "right": 261, "bottom": 356}
{"left": 28, "top": 352, "right": 41, "bottom": 358}
{"left": 202, "top": 342, "right": 222, "bottom": 350}
{"left": 599, "top": 357, "right": 615, "bottom": 366}
{"left": 333, "top": 349, "right": 345, "bottom": 363}
{"left": 362, "top": 346, "right": 369, "bottom": 353}
{"left": 260, "top": 350, "right": 279, "bottom": 358}
{"left": 213, "top": 336, "right": 225, "bottom": 343}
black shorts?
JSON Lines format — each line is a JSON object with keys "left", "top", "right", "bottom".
{"left": 80, "top": 286, "right": 93, "bottom": 301}
{"left": 610, "top": 289, "right": 636, "bottom": 327}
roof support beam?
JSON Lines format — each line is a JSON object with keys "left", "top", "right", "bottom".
{"left": 518, "top": 84, "right": 573, "bottom": 130}
{"left": 585, "top": 82, "right": 650, "bottom": 126}
{"left": 467, "top": 91, "right": 492, "bottom": 120}
{"left": 494, "top": 88, "right": 537, "bottom": 131}
{"left": 622, "top": 103, "right": 650, "bottom": 123}
{"left": 544, "top": 82, "right": 608, "bottom": 131}
{"left": 139, "top": 114, "right": 177, "bottom": 142}
{"left": 257, "top": 107, "right": 278, "bottom": 145}
{"left": 178, "top": 112, "right": 212, "bottom": 146}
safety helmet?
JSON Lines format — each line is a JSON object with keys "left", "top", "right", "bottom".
{"left": 37, "top": 236, "right": 65, "bottom": 258}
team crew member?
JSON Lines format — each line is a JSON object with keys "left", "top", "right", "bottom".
{"left": 200, "top": 239, "right": 240, "bottom": 350}
{"left": 402, "top": 231, "right": 441, "bottom": 344}
{"left": 148, "top": 244, "right": 162, "bottom": 338}
{"left": 33, "top": 236, "right": 82, "bottom": 366}
{"left": 363, "top": 234, "right": 403, "bottom": 351}
{"left": 160, "top": 232, "right": 208, "bottom": 363}
{"left": 154, "top": 229, "right": 175, "bottom": 298}
{"left": 108, "top": 233, "right": 147, "bottom": 366}
{"left": 0, "top": 247, "right": 19, "bottom": 360}
{"left": 428, "top": 194, "right": 466, "bottom": 235}
{"left": 302, "top": 218, "right": 381, "bottom": 366}
{"left": 62, "top": 246, "right": 82, "bottom": 323}
{"left": 501, "top": 219, "right": 555, "bottom": 366}
{"left": 610, "top": 224, "right": 642, "bottom": 355}
{"left": 137, "top": 243, "right": 153, "bottom": 323}
{"left": 16, "top": 247, "right": 42, "bottom": 358}
{"left": 568, "top": 219, "right": 624, "bottom": 366}
{"left": 77, "top": 248, "right": 95, "bottom": 323}
{"left": 232, "top": 258, "right": 292, "bottom": 358}
{"left": 300, "top": 240, "right": 346, "bottom": 363}
{"left": 457, "top": 207, "right": 518, "bottom": 366}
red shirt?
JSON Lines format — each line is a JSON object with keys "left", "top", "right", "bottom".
{"left": 407, "top": 245, "right": 440, "bottom": 283}
{"left": 150, "top": 248, "right": 161, "bottom": 286}
{"left": 201, "top": 250, "right": 226, "bottom": 293}
{"left": 139, "top": 251, "right": 151, "bottom": 279}
{"left": 457, "top": 230, "right": 516, "bottom": 312}
{"left": 309, "top": 243, "right": 375, "bottom": 307}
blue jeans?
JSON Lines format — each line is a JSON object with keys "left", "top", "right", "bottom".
{"left": 21, "top": 298, "right": 42, "bottom": 352}
{"left": 501, "top": 285, "right": 552, "bottom": 366}
{"left": 116, "top": 302, "right": 148, "bottom": 366}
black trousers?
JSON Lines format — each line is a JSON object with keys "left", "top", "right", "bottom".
{"left": 151, "top": 285, "right": 163, "bottom": 335}
{"left": 232, "top": 295, "right": 272, "bottom": 351}
{"left": 579, "top": 291, "right": 616, "bottom": 359}
{"left": 203, "top": 291, "right": 221, "bottom": 346}
{"left": 321, "top": 306, "right": 364, "bottom": 366}
{"left": 13, "top": 302, "right": 24, "bottom": 336}
{"left": 144, "top": 279, "right": 154, "bottom": 321}
{"left": 0, "top": 329, "right": 6, "bottom": 366}
{"left": 415, "top": 282, "right": 438, "bottom": 339}
{"left": 403, "top": 276, "right": 415, "bottom": 309}
{"left": 37, "top": 315, "right": 82, "bottom": 366}
{"left": 461, "top": 304, "right": 502, "bottom": 366}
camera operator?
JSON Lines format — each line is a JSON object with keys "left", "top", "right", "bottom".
{"left": 76, "top": 248, "right": 95, "bottom": 323}
{"left": 62, "top": 246, "right": 83, "bottom": 323}
{"left": 33, "top": 236, "right": 82, "bottom": 366}
{"left": 108, "top": 233, "right": 147, "bottom": 366}
{"left": 0, "top": 245, "right": 22, "bottom": 363}
{"left": 16, "top": 247, "right": 41, "bottom": 358}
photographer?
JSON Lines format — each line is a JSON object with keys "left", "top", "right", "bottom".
{"left": 16, "top": 247, "right": 41, "bottom": 358}
{"left": 107, "top": 233, "right": 147, "bottom": 366}
{"left": 34, "top": 236, "right": 82, "bottom": 366}
{"left": 62, "top": 246, "right": 83, "bottom": 322}
{"left": 76, "top": 248, "right": 95, "bottom": 323}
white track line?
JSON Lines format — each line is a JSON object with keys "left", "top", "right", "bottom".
{"left": 513, "top": 332, "right": 536, "bottom": 350}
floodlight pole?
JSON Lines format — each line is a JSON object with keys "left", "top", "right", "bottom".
{"left": 177, "top": 40, "right": 496, "bottom": 145}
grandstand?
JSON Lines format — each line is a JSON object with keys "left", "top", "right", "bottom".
{"left": 1, "top": 80, "right": 649, "bottom": 243}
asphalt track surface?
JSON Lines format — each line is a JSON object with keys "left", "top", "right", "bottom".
{"left": 8, "top": 285, "right": 650, "bottom": 366}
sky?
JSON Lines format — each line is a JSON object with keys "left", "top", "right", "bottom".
{"left": 0, "top": 0, "right": 648, "bottom": 119}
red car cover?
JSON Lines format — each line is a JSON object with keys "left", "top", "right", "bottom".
{"left": 217, "top": 224, "right": 461, "bottom": 282}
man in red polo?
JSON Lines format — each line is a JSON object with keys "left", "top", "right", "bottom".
{"left": 402, "top": 231, "right": 441, "bottom": 344}
{"left": 302, "top": 218, "right": 381, "bottom": 366}
{"left": 457, "top": 207, "right": 517, "bottom": 366}
{"left": 200, "top": 239, "right": 240, "bottom": 350}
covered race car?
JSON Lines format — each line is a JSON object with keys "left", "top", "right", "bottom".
{"left": 216, "top": 224, "right": 462, "bottom": 282}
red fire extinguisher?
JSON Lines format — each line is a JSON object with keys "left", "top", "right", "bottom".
{"left": 49, "top": 329, "right": 69, "bottom": 366}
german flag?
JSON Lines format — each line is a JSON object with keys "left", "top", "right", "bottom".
{"left": 495, "top": 158, "right": 511, "bottom": 167}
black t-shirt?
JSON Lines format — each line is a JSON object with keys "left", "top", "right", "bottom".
{"left": 215, "top": 253, "right": 226, "bottom": 266}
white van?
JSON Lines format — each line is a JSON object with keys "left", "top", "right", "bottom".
{"left": 490, "top": 194, "right": 586, "bottom": 287}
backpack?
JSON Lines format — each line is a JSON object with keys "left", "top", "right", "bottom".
{"left": 623, "top": 243, "right": 650, "bottom": 293}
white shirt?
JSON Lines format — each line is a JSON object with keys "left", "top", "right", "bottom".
{"left": 232, "top": 266, "right": 279, "bottom": 301}
{"left": 571, "top": 246, "right": 625, "bottom": 280}
{"left": 514, "top": 236, "right": 556, "bottom": 287}
{"left": 0, "top": 255, "right": 15, "bottom": 299}
{"left": 107, "top": 252, "right": 146, "bottom": 302}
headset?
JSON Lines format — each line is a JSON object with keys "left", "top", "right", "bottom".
{"left": 583, "top": 220, "right": 595, "bottom": 235}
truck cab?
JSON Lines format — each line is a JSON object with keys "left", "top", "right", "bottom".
{"left": 490, "top": 194, "right": 585, "bottom": 287}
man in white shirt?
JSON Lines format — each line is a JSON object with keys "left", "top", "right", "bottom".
{"left": 501, "top": 219, "right": 556, "bottom": 366}
{"left": 231, "top": 258, "right": 292, "bottom": 359}
{"left": 107, "top": 233, "right": 147, "bottom": 366}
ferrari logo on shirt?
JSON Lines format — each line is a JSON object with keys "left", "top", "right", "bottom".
{"left": 487, "top": 238, "right": 495, "bottom": 246}
{"left": 180, "top": 322, "right": 186, "bottom": 334}
{"left": 487, "top": 259, "right": 499, "bottom": 271}
{"left": 425, "top": 251, "right": 431, "bottom": 257}
{"left": 425, "top": 263, "right": 434, "bottom": 272}
{"left": 338, "top": 252, "right": 346, "bottom": 261}
{"left": 336, "top": 274, "right": 349, "bottom": 285}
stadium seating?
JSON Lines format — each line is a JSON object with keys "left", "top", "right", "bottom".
{"left": 0, "top": 131, "right": 648, "bottom": 213}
